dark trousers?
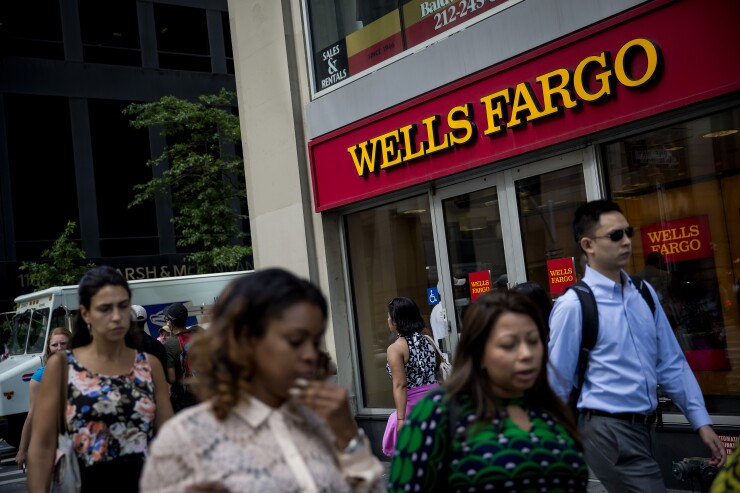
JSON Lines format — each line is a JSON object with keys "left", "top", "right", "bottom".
{"left": 579, "top": 412, "right": 666, "bottom": 493}
{"left": 80, "top": 456, "right": 144, "bottom": 493}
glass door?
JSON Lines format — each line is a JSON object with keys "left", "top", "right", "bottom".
{"left": 433, "top": 149, "right": 598, "bottom": 351}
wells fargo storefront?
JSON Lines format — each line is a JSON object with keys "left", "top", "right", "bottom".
{"left": 307, "top": 0, "right": 739, "bottom": 486}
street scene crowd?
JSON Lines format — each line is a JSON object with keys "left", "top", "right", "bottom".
{"left": 10, "top": 200, "right": 740, "bottom": 492}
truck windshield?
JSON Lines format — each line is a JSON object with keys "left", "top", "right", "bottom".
{"left": 9, "top": 309, "right": 50, "bottom": 355}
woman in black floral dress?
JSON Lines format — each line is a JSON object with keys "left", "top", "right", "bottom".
{"left": 382, "top": 296, "right": 440, "bottom": 456}
{"left": 27, "top": 266, "right": 172, "bottom": 492}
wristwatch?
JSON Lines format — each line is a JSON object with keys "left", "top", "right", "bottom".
{"left": 341, "top": 428, "right": 367, "bottom": 455}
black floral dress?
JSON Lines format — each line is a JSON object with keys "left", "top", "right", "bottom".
{"left": 385, "top": 332, "right": 437, "bottom": 386}
{"left": 64, "top": 349, "right": 157, "bottom": 491}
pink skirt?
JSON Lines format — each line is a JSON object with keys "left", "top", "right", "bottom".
{"left": 382, "top": 383, "right": 438, "bottom": 457}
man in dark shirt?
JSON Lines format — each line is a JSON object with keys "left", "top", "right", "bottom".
{"left": 130, "top": 304, "right": 169, "bottom": 382}
{"left": 163, "top": 303, "right": 198, "bottom": 412}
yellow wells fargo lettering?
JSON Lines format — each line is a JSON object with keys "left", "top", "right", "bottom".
{"left": 549, "top": 267, "right": 574, "bottom": 284}
{"left": 348, "top": 38, "right": 661, "bottom": 177}
{"left": 647, "top": 224, "right": 702, "bottom": 256}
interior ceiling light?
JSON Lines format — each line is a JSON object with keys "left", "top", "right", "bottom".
{"left": 665, "top": 146, "right": 684, "bottom": 151}
{"left": 702, "top": 129, "right": 738, "bottom": 138}
{"left": 399, "top": 208, "right": 426, "bottom": 215}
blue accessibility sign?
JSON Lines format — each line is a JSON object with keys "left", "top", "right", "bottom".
{"left": 427, "top": 287, "right": 439, "bottom": 305}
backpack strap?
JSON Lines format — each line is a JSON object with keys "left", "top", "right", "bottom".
{"left": 566, "top": 280, "right": 598, "bottom": 416}
{"left": 631, "top": 275, "right": 656, "bottom": 315}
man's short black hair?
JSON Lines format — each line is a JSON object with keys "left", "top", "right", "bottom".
{"left": 573, "top": 199, "right": 623, "bottom": 244}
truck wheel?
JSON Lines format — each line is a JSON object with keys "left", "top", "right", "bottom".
{"left": 3, "top": 413, "right": 26, "bottom": 448}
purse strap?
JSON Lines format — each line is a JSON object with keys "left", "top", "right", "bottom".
{"left": 423, "top": 334, "right": 445, "bottom": 368}
{"left": 423, "top": 334, "right": 443, "bottom": 357}
{"left": 57, "top": 351, "right": 68, "bottom": 435}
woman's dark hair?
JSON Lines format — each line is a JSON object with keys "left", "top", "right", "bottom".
{"left": 71, "top": 266, "right": 135, "bottom": 349}
{"left": 512, "top": 282, "right": 552, "bottom": 337}
{"left": 444, "top": 289, "right": 580, "bottom": 445}
{"left": 190, "top": 268, "right": 329, "bottom": 420}
{"left": 388, "top": 297, "right": 425, "bottom": 337}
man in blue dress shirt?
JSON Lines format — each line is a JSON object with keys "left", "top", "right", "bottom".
{"left": 548, "top": 199, "right": 726, "bottom": 492}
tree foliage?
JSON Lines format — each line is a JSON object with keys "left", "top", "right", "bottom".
{"left": 123, "top": 89, "right": 251, "bottom": 274}
{"left": 19, "top": 221, "right": 96, "bottom": 290}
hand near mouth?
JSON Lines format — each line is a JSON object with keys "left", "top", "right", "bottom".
{"left": 289, "top": 378, "right": 360, "bottom": 450}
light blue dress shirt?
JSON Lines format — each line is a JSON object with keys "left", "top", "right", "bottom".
{"left": 548, "top": 265, "right": 712, "bottom": 430}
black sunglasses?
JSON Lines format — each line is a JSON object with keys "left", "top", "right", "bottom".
{"left": 593, "top": 226, "right": 634, "bottom": 242}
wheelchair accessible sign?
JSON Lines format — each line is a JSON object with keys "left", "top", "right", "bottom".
{"left": 427, "top": 287, "right": 439, "bottom": 305}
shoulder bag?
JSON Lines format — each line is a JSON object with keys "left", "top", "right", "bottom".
{"left": 423, "top": 335, "right": 452, "bottom": 382}
{"left": 51, "top": 352, "right": 81, "bottom": 493}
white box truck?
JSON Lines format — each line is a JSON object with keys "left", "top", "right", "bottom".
{"left": 0, "top": 270, "right": 252, "bottom": 447}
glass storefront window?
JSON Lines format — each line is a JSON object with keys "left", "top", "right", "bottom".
{"left": 515, "top": 165, "right": 588, "bottom": 295}
{"left": 304, "top": 0, "right": 522, "bottom": 93}
{"left": 345, "top": 195, "right": 437, "bottom": 409}
{"left": 603, "top": 106, "right": 740, "bottom": 415}
{"left": 441, "top": 187, "right": 507, "bottom": 333}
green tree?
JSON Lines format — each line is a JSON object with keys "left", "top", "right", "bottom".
{"left": 124, "top": 89, "right": 251, "bottom": 274}
{"left": 19, "top": 221, "right": 96, "bottom": 290}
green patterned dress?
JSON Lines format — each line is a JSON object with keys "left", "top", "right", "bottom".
{"left": 387, "top": 389, "right": 588, "bottom": 493}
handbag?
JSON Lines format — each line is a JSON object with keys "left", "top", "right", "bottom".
{"left": 51, "top": 352, "right": 81, "bottom": 493}
{"left": 423, "top": 335, "right": 452, "bottom": 382}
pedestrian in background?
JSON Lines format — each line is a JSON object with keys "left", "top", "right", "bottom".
{"left": 157, "top": 324, "right": 170, "bottom": 345}
{"left": 15, "top": 327, "right": 72, "bottom": 470}
{"left": 131, "top": 304, "right": 169, "bottom": 382}
{"left": 382, "top": 296, "right": 440, "bottom": 457}
{"left": 140, "top": 268, "right": 385, "bottom": 492}
{"left": 548, "top": 199, "right": 725, "bottom": 492}
{"left": 26, "top": 265, "right": 172, "bottom": 492}
{"left": 162, "top": 303, "right": 198, "bottom": 412}
{"left": 388, "top": 290, "right": 586, "bottom": 492}
{"left": 512, "top": 281, "right": 552, "bottom": 339}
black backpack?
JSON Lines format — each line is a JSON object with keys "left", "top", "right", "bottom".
{"left": 566, "top": 276, "right": 657, "bottom": 422}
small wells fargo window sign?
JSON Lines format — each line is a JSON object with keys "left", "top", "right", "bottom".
{"left": 468, "top": 270, "right": 492, "bottom": 302}
{"left": 640, "top": 215, "right": 712, "bottom": 264}
{"left": 547, "top": 257, "right": 576, "bottom": 295}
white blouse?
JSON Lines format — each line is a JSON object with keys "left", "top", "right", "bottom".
{"left": 140, "top": 396, "right": 386, "bottom": 493}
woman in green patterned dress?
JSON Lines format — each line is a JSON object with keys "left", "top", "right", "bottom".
{"left": 388, "top": 289, "right": 588, "bottom": 493}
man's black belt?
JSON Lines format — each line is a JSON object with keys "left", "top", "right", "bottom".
{"left": 581, "top": 408, "right": 657, "bottom": 425}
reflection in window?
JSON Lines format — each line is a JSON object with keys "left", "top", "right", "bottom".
{"left": 88, "top": 99, "right": 157, "bottom": 256}
{"left": 515, "top": 166, "right": 587, "bottom": 292}
{"left": 442, "top": 188, "right": 507, "bottom": 332}
{"left": 79, "top": 0, "right": 141, "bottom": 66}
{"left": 154, "top": 4, "right": 210, "bottom": 72}
{"left": 0, "top": 0, "right": 64, "bottom": 60}
{"left": 5, "top": 94, "right": 79, "bottom": 259}
{"left": 221, "top": 11, "right": 234, "bottom": 75}
{"left": 305, "top": 0, "right": 523, "bottom": 92}
{"left": 9, "top": 312, "right": 30, "bottom": 355}
{"left": 345, "top": 195, "right": 437, "bottom": 409}
{"left": 604, "top": 106, "right": 740, "bottom": 415}
{"left": 27, "top": 311, "right": 48, "bottom": 354}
